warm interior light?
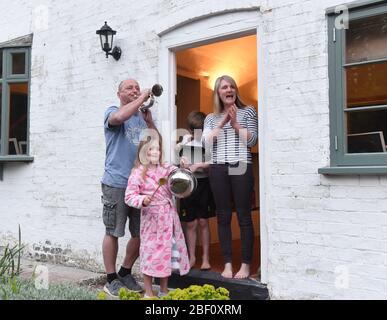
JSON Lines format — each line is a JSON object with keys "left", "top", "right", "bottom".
{"left": 176, "top": 34, "right": 258, "bottom": 108}
{"left": 208, "top": 69, "right": 240, "bottom": 89}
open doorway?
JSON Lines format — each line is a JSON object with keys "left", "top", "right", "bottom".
{"left": 175, "top": 34, "right": 260, "bottom": 277}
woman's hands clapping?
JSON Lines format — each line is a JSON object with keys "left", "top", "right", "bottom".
{"left": 228, "top": 104, "right": 238, "bottom": 128}
{"left": 218, "top": 104, "right": 238, "bottom": 128}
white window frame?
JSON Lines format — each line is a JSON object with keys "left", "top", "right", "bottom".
{"left": 156, "top": 8, "right": 269, "bottom": 283}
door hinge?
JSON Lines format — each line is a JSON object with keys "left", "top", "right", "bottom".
{"left": 175, "top": 94, "right": 178, "bottom": 106}
{"left": 334, "top": 136, "right": 338, "bottom": 151}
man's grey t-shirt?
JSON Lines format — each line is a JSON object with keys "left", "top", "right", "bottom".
{"left": 101, "top": 106, "right": 147, "bottom": 188}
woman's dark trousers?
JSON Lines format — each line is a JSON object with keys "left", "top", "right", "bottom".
{"left": 209, "top": 163, "right": 254, "bottom": 265}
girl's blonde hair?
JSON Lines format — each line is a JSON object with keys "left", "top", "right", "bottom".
{"left": 213, "top": 75, "right": 247, "bottom": 114}
{"left": 133, "top": 128, "right": 163, "bottom": 179}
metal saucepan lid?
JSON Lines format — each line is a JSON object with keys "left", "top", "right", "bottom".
{"left": 167, "top": 168, "right": 197, "bottom": 198}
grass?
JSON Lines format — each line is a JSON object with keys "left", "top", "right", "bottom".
{"left": 0, "top": 277, "right": 98, "bottom": 300}
{"left": 0, "top": 225, "right": 98, "bottom": 300}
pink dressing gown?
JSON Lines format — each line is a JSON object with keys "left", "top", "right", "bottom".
{"left": 125, "top": 164, "right": 190, "bottom": 278}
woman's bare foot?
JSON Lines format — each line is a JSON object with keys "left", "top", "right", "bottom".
{"left": 221, "top": 263, "right": 233, "bottom": 278}
{"left": 234, "top": 263, "right": 250, "bottom": 279}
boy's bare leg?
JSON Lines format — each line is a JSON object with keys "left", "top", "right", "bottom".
{"left": 186, "top": 220, "right": 198, "bottom": 267}
{"left": 198, "top": 218, "right": 211, "bottom": 269}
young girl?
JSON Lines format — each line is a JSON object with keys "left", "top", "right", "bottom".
{"left": 125, "top": 130, "right": 190, "bottom": 298}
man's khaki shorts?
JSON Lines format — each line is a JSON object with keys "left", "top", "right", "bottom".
{"left": 101, "top": 183, "right": 140, "bottom": 238}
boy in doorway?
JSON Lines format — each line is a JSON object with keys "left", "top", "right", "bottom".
{"left": 178, "top": 111, "right": 216, "bottom": 270}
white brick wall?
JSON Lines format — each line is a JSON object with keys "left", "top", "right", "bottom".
{"left": 264, "top": 0, "right": 387, "bottom": 299}
{"left": 1, "top": 0, "right": 387, "bottom": 299}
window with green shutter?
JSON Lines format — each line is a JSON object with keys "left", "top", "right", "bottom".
{"left": 0, "top": 35, "right": 33, "bottom": 179}
{"left": 320, "top": 1, "right": 387, "bottom": 175}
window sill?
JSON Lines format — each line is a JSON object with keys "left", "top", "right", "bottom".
{"left": 0, "top": 156, "right": 34, "bottom": 162}
{"left": 318, "top": 166, "right": 387, "bottom": 175}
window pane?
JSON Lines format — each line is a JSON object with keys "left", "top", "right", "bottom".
{"left": 346, "top": 13, "right": 387, "bottom": 63}
{"left": 346, "top": 109, "right": 387, "bottom": 153}
{"left": 11, "top": 52, "right": 26, "bottom": 75}
{"left": 8, "top": 83, "right": 28, "bottom": 155}
{"left": 346, "top": 61, "right": 387, "bottom": 108}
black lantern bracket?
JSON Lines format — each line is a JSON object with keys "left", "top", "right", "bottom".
{"left": 96, "top": 21, "right": 122, "bottom": 61}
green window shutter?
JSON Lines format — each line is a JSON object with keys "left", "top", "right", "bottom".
{"left": 323, "top": 2, "right": 387, "bottom": 173}
{"left": 0, "top": 46, "right": 32, "bottom": 160}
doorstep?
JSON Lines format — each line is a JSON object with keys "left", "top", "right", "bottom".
{"left": 157, "top": 268, "right": 269, "bottom": 300}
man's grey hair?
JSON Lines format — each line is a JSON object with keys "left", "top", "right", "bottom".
{"left": 118, "top": 79, "right": 138, "bottom": 92}
{"left": 118, "top": 80, "right": 124, "bottom": 92}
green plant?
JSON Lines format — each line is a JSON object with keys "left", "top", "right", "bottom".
{"left": 116, "top": 284, "right": 230, "bottom": 300}
{"left": 97, "top": 291, "right": 107, "bottom": 300}
{"left": 0, "top": 276, "right": 21, "bottom": 300}
{"left": 9, "top": 276, "right": 20, "bottom": 294}
{"left": 118, "top": 287, "right": 142, "bottom": 300}
{"left": 161, "top": 284, "right": 230, "bottom": 300}
{"left": 0, "top": 225, "right": 24, "bottom": 279}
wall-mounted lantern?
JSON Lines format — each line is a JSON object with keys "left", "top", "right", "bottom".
{"left": 96, "top": 21, "right": 121, "bottom": 60}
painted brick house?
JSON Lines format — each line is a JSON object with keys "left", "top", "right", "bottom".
{"left": 1, "top": 0, "right": 387, "bottom": 299}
